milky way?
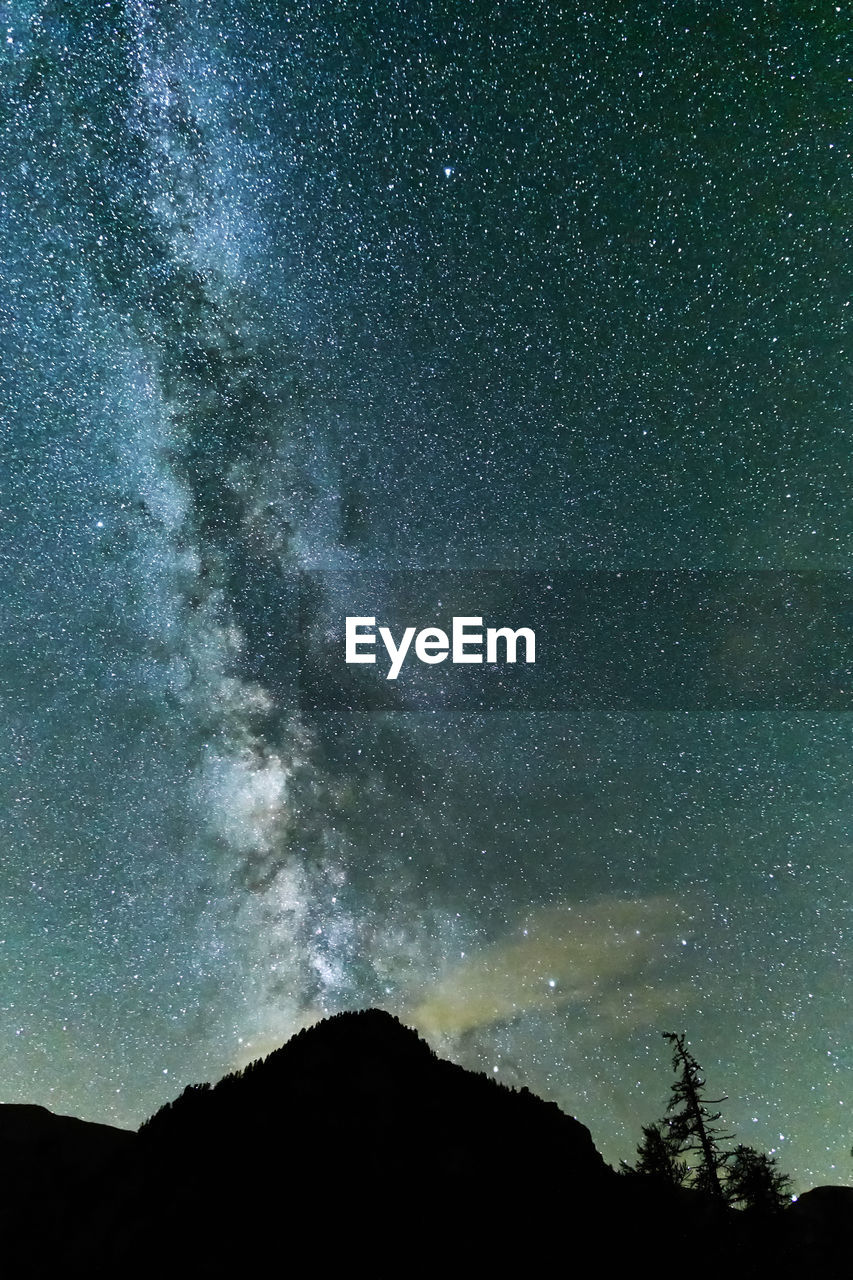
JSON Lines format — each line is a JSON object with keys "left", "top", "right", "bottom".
{"left": 0, "top": 1, "right": 850, "bottom": 1187}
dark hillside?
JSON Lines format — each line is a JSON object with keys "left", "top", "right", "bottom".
{"left": 1, "top": 1011, "right": 849, "bottom": 1277}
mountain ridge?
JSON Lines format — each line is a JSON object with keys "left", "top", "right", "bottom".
{"left": 1, "top": 1009, "right": 850, "bottom": 1277}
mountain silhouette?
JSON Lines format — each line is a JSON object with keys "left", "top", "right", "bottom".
{"left": 2, "top": 1010, "right": 850, "bottom": 1277}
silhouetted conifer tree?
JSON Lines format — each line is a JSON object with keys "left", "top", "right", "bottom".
{"left": 622, "top": 1120, "right": 688, "bottom": 1186}
{"left": 630, "top": 1034, "right": 795, "bottom": 1212}
{"left": 725, "top": 1145, "right": 792, "bottom": 1213}
{"left": 661, "top": 1032, "right": 733, "bottom": 1200}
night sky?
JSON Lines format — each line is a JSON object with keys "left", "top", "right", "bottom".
{"left": 1, "top": 0, "right": 851, "bottom": 1189}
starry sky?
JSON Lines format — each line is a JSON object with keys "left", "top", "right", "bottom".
{"left": 0, "top": 0, "right": 851, "bottom": 1188}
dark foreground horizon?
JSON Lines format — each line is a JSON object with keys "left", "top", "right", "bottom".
{"left": 2, "top": 1008, "right": 850, "bottom": 1278}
